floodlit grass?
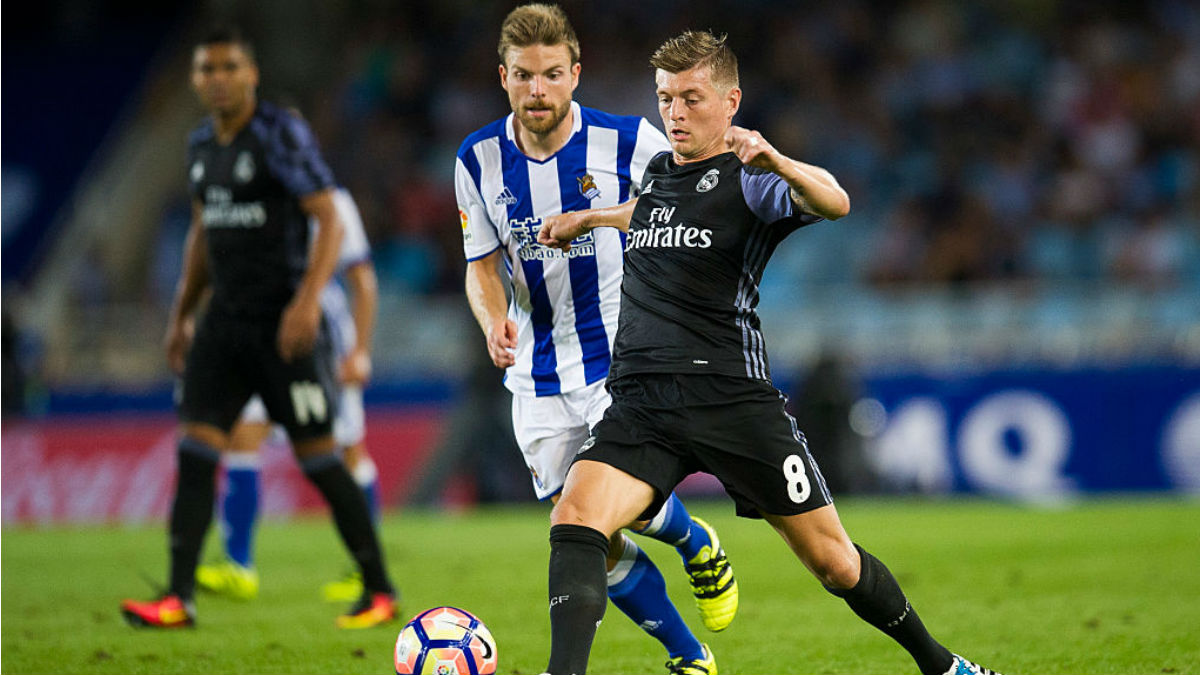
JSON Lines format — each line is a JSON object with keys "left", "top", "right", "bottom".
{"left": 3, "top": 497, "right": 1198, "bottom": 674}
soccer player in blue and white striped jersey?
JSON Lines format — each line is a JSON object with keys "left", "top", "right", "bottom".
{"left": 456, "top": 5, "right": 736, "bottom": 674}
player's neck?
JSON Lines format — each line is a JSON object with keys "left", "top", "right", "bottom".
{"left": 674, "top": 135, "right": 730, "bottom": 165}
{"left": 512, "top": 107, "right": 574, "bottom": 161}
{"left": 212, "top": 97, "right": 257, "bottom": 145}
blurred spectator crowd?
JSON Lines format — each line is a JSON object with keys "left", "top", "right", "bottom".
{"left": 259, "top": 0, "right": 1198, "bottom": 297}
{"left": 6, "top": 0, "right": 1198, "bottom": 404}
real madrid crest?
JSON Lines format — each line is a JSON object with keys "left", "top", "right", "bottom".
{"left": 695, "top": 168, "right": 719, "bottom": 193}
{"left": 190, "top": 160, "right": 205, "bottom": 183}
{"left": 234, "top": 151, "right": 255, "bottom": 183}
{"left": 577, "top": 173, "right": 601, "bottom": 200}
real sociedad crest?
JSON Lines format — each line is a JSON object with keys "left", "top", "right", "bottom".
{"left": 234, "top": 151, "right": 255, "bottom": 183}
{"left": 577, "top": 173, "right": 601, "bottom": 200}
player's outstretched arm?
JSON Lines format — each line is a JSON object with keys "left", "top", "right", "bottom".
{"left": 280, "top": 188, "right": 344, "bottom": 362}
{"left": 724, "top": 126, "right": 850, "bottom": 220}
{"left": 538, "top": 198, "right": 639, "bottom": 251}
{"left": 164, "top": 200, "right": 211, "bottom": 375}
{"left": 465, "top": 249, "right": 517, "bottom": 369}
{"left": 341, "top": 261, "right": 378, "bottom": 385}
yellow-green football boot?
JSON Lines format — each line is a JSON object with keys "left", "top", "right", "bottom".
{"left": 666, "top": 644, "right": 717, "bottom": 675}
{"left": 684, "top": 518, "right": 738, "bottom": 632}
{"left": 195, "top": 559, "right": 259, "bottom": 601}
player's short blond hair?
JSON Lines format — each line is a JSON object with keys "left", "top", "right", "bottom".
{"left": 650, "top": 30, "right": 739, "bottom": 93}
{"left": 498, "top": 3, "right": 580, "bottom": 66}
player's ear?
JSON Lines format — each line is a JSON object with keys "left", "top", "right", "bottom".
{"left": 726, "top": 87, "right": 742, "bottom": 119}
{"left": 570, "top": 61, "right": 581, "bottom": 92}
{"left": 499, "top": 64, "right": 509, "bottom": 93}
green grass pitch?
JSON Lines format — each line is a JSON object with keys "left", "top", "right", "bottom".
{"left": 3, "top": 497, "right": 1199, "bottom": 674}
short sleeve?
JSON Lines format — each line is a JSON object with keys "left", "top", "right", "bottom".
{"left": 455, "top": 153, "right": 501, "bottom": 261}
{"left": 265, "top": 111, "right": 337, "bottom": 198}
{"left": 333, "top": 189, "right": 371, "bottom": 271}
{"left": 741, "top": 168, "right": 823, "bottom": 227}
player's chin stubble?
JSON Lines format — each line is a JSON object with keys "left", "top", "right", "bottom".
{"left": 519, "top": 100, "right": 570, "bottom": 135}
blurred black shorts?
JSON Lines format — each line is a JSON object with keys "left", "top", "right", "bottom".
{"left": 178, "top": 312, "right": 338, "bottom": 443}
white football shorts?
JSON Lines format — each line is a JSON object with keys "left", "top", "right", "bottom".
{"left": 511, "top": 378, "right": 611, "bottom": 500}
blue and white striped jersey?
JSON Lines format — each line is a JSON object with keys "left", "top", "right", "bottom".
{"left": 455, "top": 101, "right": 669, "bottom": 397}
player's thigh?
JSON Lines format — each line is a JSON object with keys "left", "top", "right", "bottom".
{"left": 686, "top": 376, "right": 833, "bottom": 518}
{"left": 512, "top": 391, "right": 591, "bottom": 500}
{"left": 552, "top": 459, "right": 657, "bottom": 537}
{"left": 762, "top": 506, "right": 860, "bottom": 589}
{"left": 178, "top": 317, "right": 254, "bottom": 435}
{"left": 229, "top": 395, "right": 275, "bottom": 451}
{"left": 565, "top": 375, "right": 694, "bottom": 523}
{"left": 257, "top": 331, "right": 339, "bottom": 447}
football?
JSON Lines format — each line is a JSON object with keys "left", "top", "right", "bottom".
{"left": 394, "top": 606, "right": 498, "bottom": 675}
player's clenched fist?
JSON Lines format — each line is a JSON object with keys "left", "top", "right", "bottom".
{"left": 538, "top": 211, "right": 590, "bottom": 251}
{"left": 724, "top": 126, "right": 780, "bottom": 172}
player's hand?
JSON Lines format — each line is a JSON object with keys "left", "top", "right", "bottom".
{"left": 537, "top": 212, "right": 588, "bottom": 251}
{"left": 486, "top": 319, "right": 518, "bottom": 369}
{"left": 725, "top": 126, "right": 781, "bottom": 172}
{"left": 163, "top": 316, "right": 195, "bottom": 376}
{"left": 340, "top": 346, "right": 372, "bottom": 385}
{"left": 277, "top": 298, "right": 321, "bottom": 362}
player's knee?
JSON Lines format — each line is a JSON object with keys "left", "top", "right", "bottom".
{"left": 809, "top": 545, "right": 861, "bottom": 590}
{"left": 549, "top": 495, "right": 583, "bottom": 528}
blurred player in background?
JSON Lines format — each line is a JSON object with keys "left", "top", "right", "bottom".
{"left": 194, "top": 186, "right": 382, "bottom": 604}
{"left": 537, "top": 30, "right": 1001, "bottom": 675}
{"left": 457, "top": 5, "right": 734, "bottom": 673}
{"left": 120, "top": 27, "right": 397, "bottom": 630}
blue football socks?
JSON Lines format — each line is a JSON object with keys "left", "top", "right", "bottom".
{"left": 607, "top": 534, "right": 704, "bottom": 660}
{"left": 635, "top": 493, "right": 711, "bottom": 562}
{"left": 221, "top": 454, "right": 260, "bottom": 568}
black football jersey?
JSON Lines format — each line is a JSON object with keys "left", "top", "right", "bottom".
{"left": 609, "top": 151, "right": 821, "bottom": 383}
{"left": 186, "top": 101, "right": 336, "bottom": 320}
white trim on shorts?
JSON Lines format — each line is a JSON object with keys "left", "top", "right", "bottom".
{"left": 511, "top": 378, "right": 611, "bottom": 500}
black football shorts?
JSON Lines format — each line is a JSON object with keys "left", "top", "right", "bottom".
{"left": 179, "top": 312, "right": 339, "bottom": 443}
{"left": 576, "top": 373, "right": 833, "bottom": 519}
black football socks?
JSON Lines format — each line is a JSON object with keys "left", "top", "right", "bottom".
{"left": 546, "top": 524, "right": 610, "bottom": 675}
{"left": 826, "top": 544, "right": 954, "bottom": 675}
{"left": 300, "top": 453, "right": 393, "bottom": 595}
{"left": 168, "top": 437, "right": 221, "bottom": 600}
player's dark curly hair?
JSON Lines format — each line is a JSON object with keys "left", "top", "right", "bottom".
{"left": 196, "top": 24, "right": 256, "bottom": 63}
{"left": 650, "top": 30, "right": 739, "bottom": 93}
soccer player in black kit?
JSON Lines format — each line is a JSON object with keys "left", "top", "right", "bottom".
{"left": 537, "top": 31, "right": 1002, "bottom": 675}
{"left": 120, "top": 28, "right": 397, "bottom": 629}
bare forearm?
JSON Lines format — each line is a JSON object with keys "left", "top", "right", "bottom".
{"left": 297, "top": 190, "right": 344, "bottom": 306}
{"left": 171, "top": 212, "right": 209, "bottom": 323}
{"left": 465, "top": 256, "right": 508, "bottom": 335}
{"left": 777, "top": 159, "right": 850, "bottom": 220}
{"left": 578, "top": 197, "right": 637, "bottom": 234}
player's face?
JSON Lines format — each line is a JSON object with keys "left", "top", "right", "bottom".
{"left": 500, "top": 44, "right": 580, "bottom": 136}
{"left": 656, "top": 65, "right": 741, "bottom": 163}
{"left": 191, "top": 44, "right": 258, "bottom": 117}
